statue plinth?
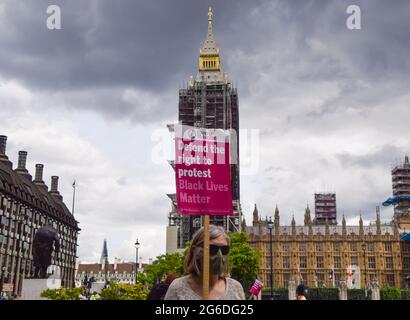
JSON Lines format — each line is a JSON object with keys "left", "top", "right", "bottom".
{"left": 21, "top": 278, "right": 60, "bottom": 300}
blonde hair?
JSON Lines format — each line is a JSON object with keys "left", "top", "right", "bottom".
{"left": 184, "top": 224, "right": 230, "bottom": 278}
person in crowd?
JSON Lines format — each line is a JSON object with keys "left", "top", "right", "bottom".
{"left": 296, "top": 284, "right": 308, "bottom": 300}
{"left": 164, "top": 225, "right": 245, "bottom": 300}
{"left": 147, "top": 273, "right": 178, "bottom": 300}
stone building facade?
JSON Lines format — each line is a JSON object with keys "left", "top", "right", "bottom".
{"left": 0, "top": 135, "right": 80, "bottom": 295}
{"left": 247, "top": 205, "right": 409, "bottom": 289}
{"left": 76, "top": 259, "right": 148, "bottom": 286}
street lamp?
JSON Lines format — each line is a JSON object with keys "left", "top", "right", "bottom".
{"left": 135, "top": 239, "right": 140, "bottom": 285}
{"left": 361, "top": 243, "right": 367, "bottom": 296}
{"left": 267, "top": 217, "right": 274, "bottom": 300}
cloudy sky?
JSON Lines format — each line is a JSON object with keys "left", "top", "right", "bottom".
{"left": 1, "top": 0, "right": 409, "bottom": 263}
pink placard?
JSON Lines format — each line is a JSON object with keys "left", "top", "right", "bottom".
{"left": 175, "top": 126, "right": 233, "bottom": 216}
{"left": 249, "top": 279, "right": 263, "bottom": 296}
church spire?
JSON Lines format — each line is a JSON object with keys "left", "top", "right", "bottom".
{"left": 199, "top": 7, "right": 221, "bottom": 73}
{"left": 274, "top": 205, "right": 280, "bottom": 226}
{"left": 201, "top": 7, "right": 218, "bottom": 54}
{"left": 304, "top": 205, "right": 312, "bottom": 226}
{"left": 342, "top": 215, "right": 347, "bottom": 236}
{"left": 242, "top": 216, "right": 247, "bottom": 231}
{"left": 100, "top": 238, "right": 109, "bottom": 266}
{"left": 274, "top": 205, "right": 280, "bottom": 236}
{"left": 359, "top": 214, "right": 364, "bottom": 237}
{"left": 253, "top": 204, "right": 259, "bottom": 223}
{"left": 376, "top": 206, "right": 381, "bottom": 236}
{"left": 291, "top": 215, "right": 296, "bottom": 237}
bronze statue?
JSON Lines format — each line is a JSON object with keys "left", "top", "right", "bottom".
{"left": 32, "top": 222, "right": 60, "bottom": 278}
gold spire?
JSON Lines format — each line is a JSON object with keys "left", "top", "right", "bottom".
{"left": 199, "top": 7, "right": 220, "bottom": 72}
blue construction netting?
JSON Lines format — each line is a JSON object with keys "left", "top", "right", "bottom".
{"left": 383, "top": 195, "right": 410, "bottom": 206}
{"left": 401, "top": 233, "right": 410, "bottom": 241}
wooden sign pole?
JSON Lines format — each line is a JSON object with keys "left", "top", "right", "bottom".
{"left": 203, "top": 214, "right": 210, "bottom": 300}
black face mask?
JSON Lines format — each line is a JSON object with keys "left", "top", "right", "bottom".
{"left": 196, "top": 248, "right": 228, "bottom": 275}
{"left": 210, "top": 250, "right": 227, "bottom": 275}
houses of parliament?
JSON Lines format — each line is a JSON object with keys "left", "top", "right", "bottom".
{"left": 246, "top": 157, "right": 410, "bottom": 289}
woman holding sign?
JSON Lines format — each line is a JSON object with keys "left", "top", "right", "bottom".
{"left": 164, "top": 225, "right": 245, "bottom": 300}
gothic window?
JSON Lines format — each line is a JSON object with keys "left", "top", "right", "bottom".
{"left": 386, "top": 274, "right": 395, "bottom": 287}
{"left": 299, "top": 256, "right": 307, "bottom": 268}
{"left": 299, "top": 243, "right": 306, "bottom": 252}
{"left": 316, "top": 243, "right": 323, "bottom": 252}
{"left": 283, "top": 256, "right": 290, "bottom": 269}
{"left": 333, "top": 243, "right": 340, "bottom": 252}
{"left": 385, "top": 257, "right": 393, "bottom": 269}
{"left": 368, "top": 256, "right": 376, "bottom": 269}
{"left": 351, "top": 256, "right": 358, "bottom": 266}
{"left": 334, "top": 256, "right": 341, "bottom": 269}
{"left": 283, "top": 243, "right": 289, "bottom": 252}
{"left": 317, "top": 273, "right": 324, "bottom": 286}
{"left": 367, "top": 243, "right": 374, "bottom": 252}
{"left": 334, "top": 273, "right": 341, "bottom": 284}
{"left": 283, "top": 273, "right": 290, "bottom": 287}
{"left": 385, "top": 242, "right": 392, "bottom": 251}
{"left": 316, "top": 256, "right": 324, "bottom": 268}
{"left": 403, "top": 257, "right": 410, "bottom": 269}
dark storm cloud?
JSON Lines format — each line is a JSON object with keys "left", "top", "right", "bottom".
{"left": 0, "top": 0, "right": 255, "bottom": 91}
{"left": 0, "top": 0, "right": 258, "bottom": 121}
{"left": 274, "top": 0, "right": 410, "bottom": 80}
{"left": 248, "top": 0, "right": 409, "bottom": 100}
{"left": 1, "top": 0, "right": 409, "bottom": 123}
{"left": 337, "top": 145, "right": 409, "bottom": 169}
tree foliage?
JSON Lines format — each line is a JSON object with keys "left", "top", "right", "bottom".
{"left": 380, "top": 287, "right": 401, "bottom": 300}
{"left": 401, "top": 290, "right": 410, "bottom": 300}
{"left": 228, "top": 232, "right": 260, "bottom": 293}
{"left": 138, "top": 252, "right": 185, "bottom": 288}
{"left": 347, "top": 288, "right": 372, "bottom": 300}
{"left": 41, "top": 287, "right": 83, "bottom": 300}
{"left": 100, "top": 282, "right": 147, "bottom": 300}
